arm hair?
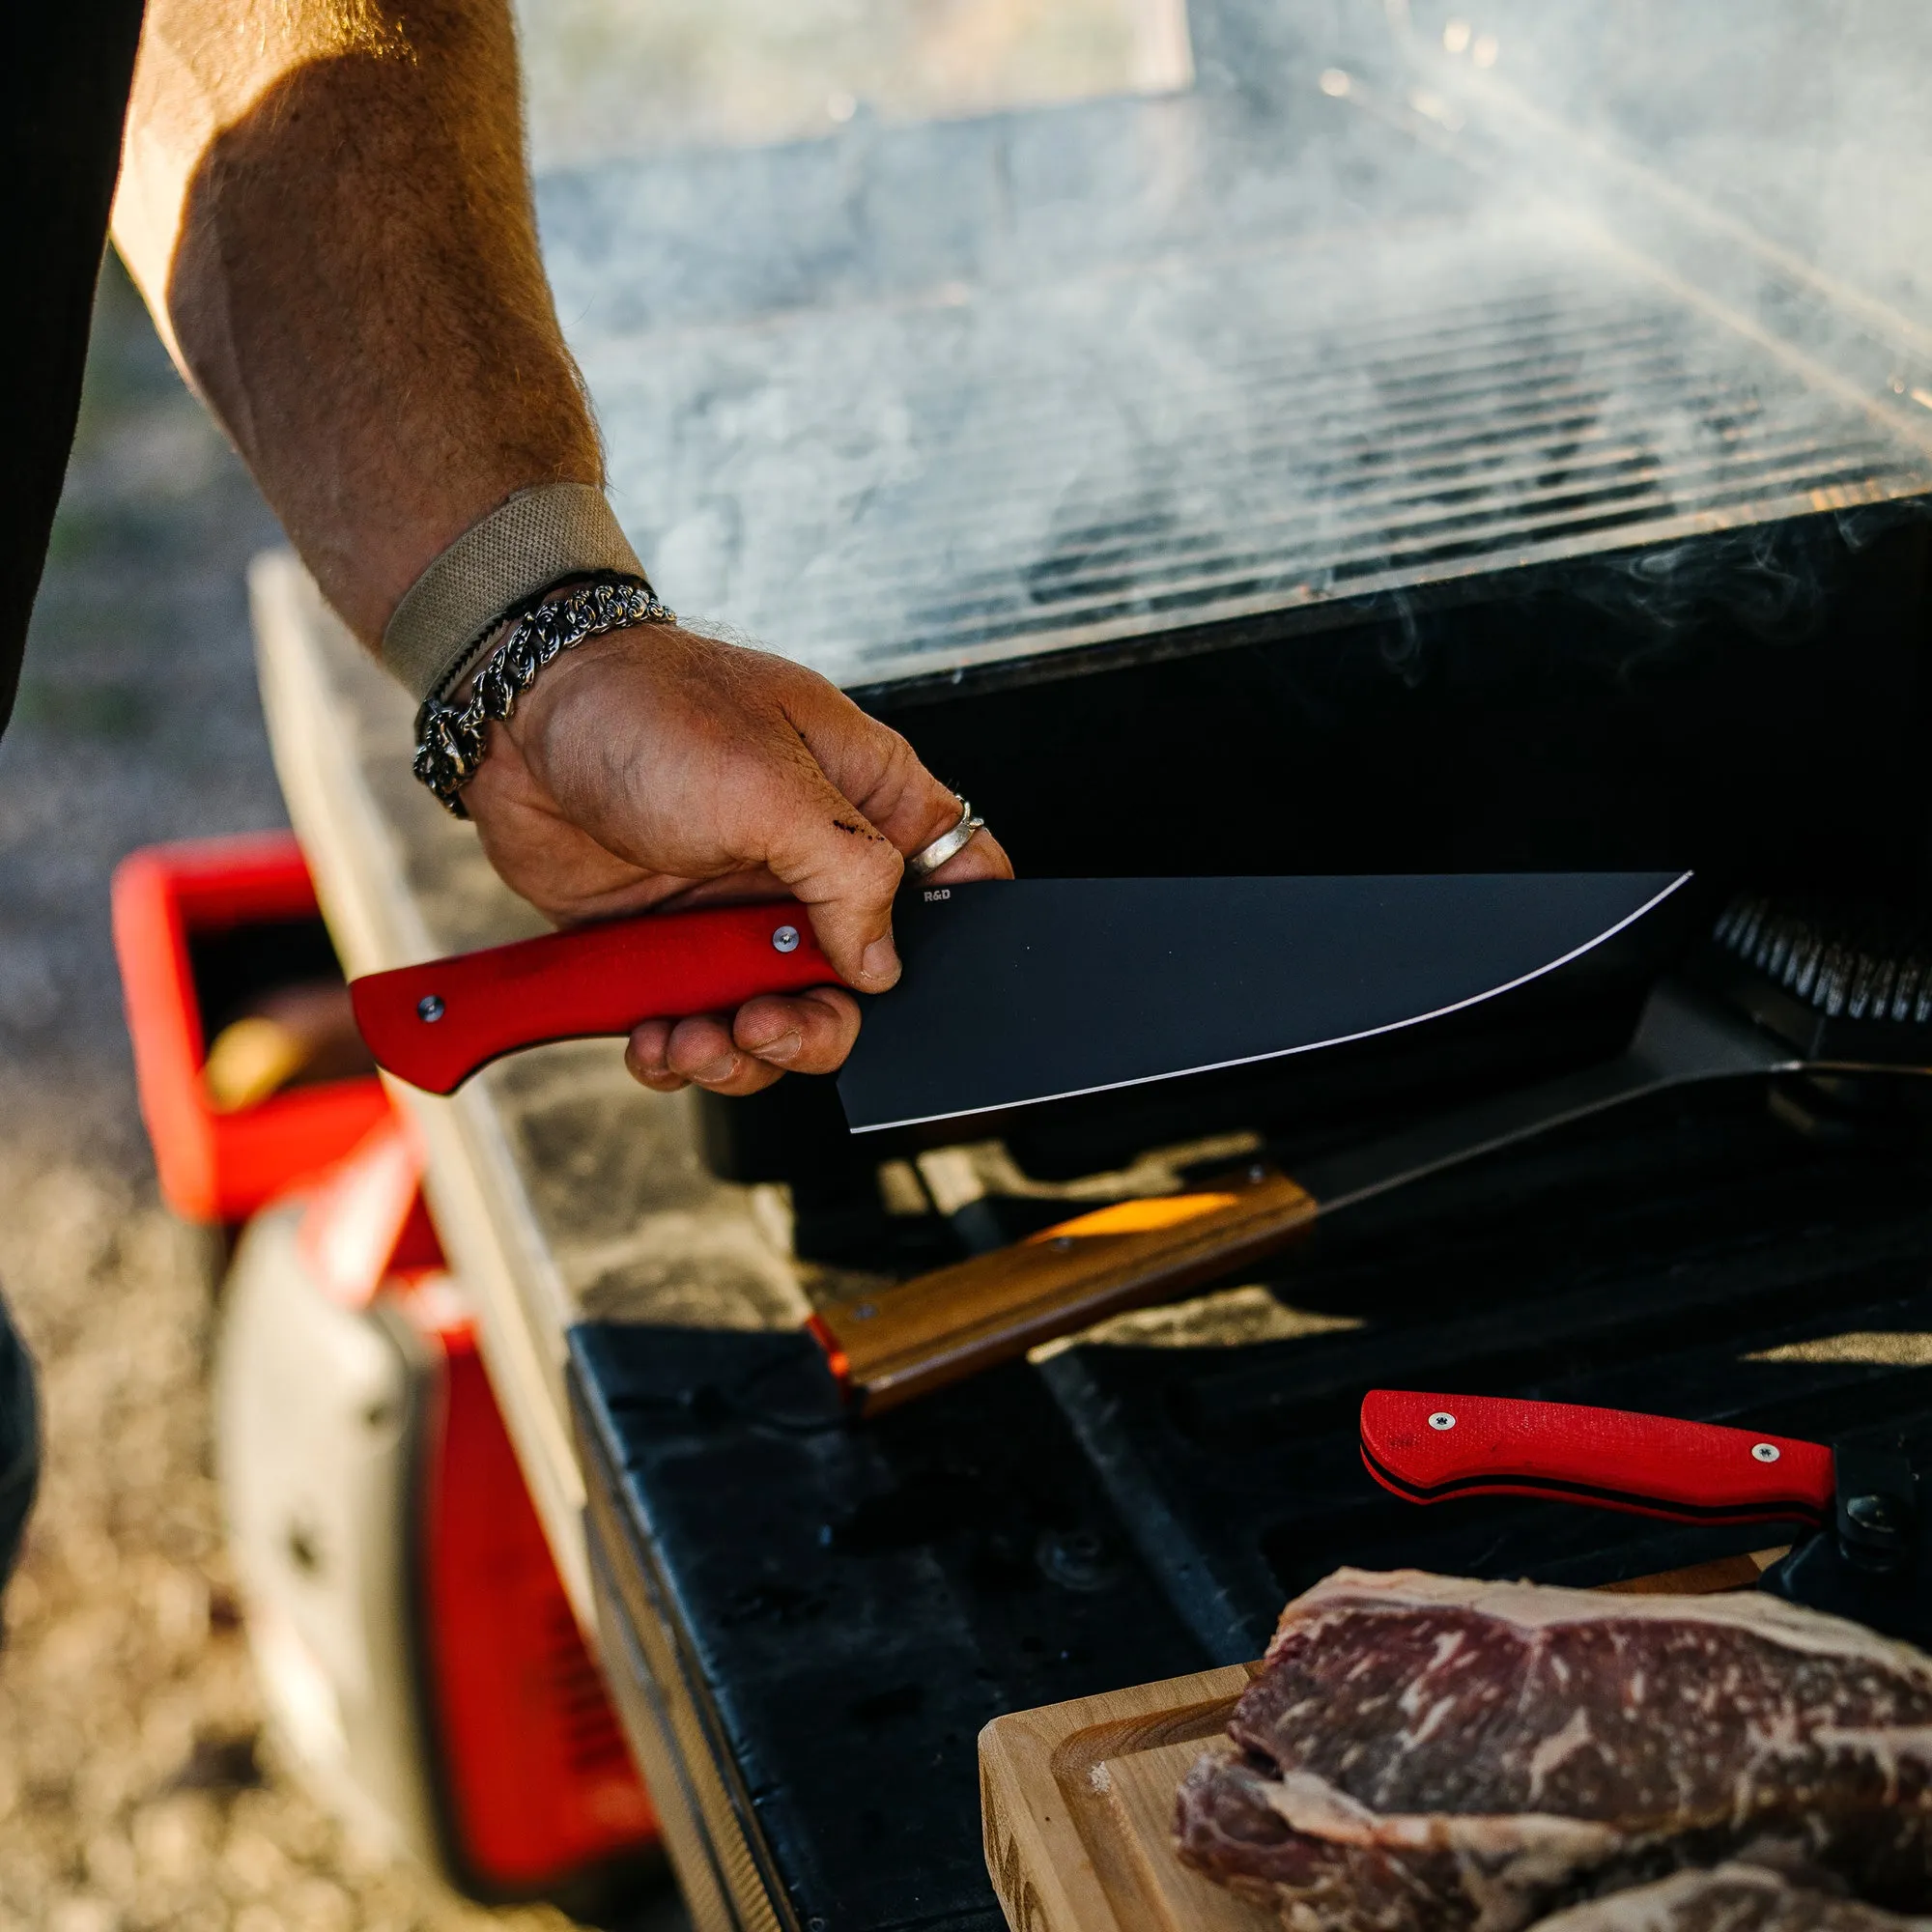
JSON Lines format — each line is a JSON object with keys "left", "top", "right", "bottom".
{"left": 112, "top": 0, "right": 602, "bottom": 644}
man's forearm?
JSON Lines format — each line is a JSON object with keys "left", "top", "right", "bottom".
{"left": 109, "top": 0, "right": 1014, "bottom": 1090}
{"left": 112, "top": 0, "right": 598, "bottom": 644}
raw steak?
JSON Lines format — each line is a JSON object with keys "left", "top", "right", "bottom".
{"left": 1530, "top": 1864, "right": 1932, "bottom": 1931}
{"left": 1175, "top": 1569, "right": 1932, "bottom": 1932}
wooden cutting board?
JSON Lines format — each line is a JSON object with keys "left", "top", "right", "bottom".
{"left": 978, "top": 1549, "right": 1782, "bottom": 1932}
{"left": 980, "top": 1659, "right": 1267, "bottom": 1932}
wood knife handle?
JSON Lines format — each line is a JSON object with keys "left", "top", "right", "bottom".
{"left": 813, "top": 1169, "right": 1321, "bottom": 1414}
{"left": 1360, "top": 1389, "right": 1834, "bottom": 1526}
{"left": 350, "top": 903, "right": 838, "bottom": 1094}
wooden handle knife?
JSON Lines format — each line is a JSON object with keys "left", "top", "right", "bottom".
{"left": 1359, "top": 1388, "right": 1834, "bottom": 1526}
{"left": 814, "top": 1168, "right": 1321, "bottom": 1413}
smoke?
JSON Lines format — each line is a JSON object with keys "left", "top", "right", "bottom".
{"left": 513, "top": 0, "right": 1193, "bottom": 167}
{"left": 1329, "top": 1, "right": 1932, "bottom": 642}
{"left": 535, "top": 1, "right": 1932, "bottom": 692}
{"left": 1396, "top": 1, "right": 1932, "bottom": 333}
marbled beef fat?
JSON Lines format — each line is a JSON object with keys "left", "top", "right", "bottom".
{"left": 1176, "top": 1569, "right": 1932, "bottom": 1932}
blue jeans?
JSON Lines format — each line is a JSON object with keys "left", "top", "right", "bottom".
{"left": 0, "top": 1297, "right": 39, "bottom": 1593}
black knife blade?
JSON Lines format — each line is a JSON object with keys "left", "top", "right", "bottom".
{"left": 836, "top": 871, "right": 1693, "bottom": 1132}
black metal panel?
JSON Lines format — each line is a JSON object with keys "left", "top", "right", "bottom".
{"left": 1042, "top": 1078, "right": 1932, "bottom": 1659}
{"left": 702, "top": 510, "right": 1932, "bottom": 1186}
{"left": 579, "top": 1072, "right": 1932, "bottom": 1929}
{"left": 874, "top": 514, "right": 1932, "bottom": 896}
{"left": 570, "top": 1327, "right": 1209, "bottom": 1932}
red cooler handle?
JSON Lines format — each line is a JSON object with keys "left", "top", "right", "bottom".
{"left": 1360, "top": 1389, "right": 1834, "bottom": 1527}
{"left": 351, "top": 903, "right": 838, "bottom": 1094}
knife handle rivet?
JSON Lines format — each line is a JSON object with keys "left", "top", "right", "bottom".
{"left": 772, "top": 924, "right": 801, "bottom": 953}
{"left": 1428, "top": 1411, "right": 1456, "bottom": 1431}
{"left": 1752, "top": 1442, "right": 1781, "bottom": 1463}
{"left": 1247, "top": 1164, "right": 1267, "bottom": 1184}
{"left": 417, "top": 994, "right": 445, "bottom": 1023}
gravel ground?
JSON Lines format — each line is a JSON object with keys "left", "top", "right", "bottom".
{"left": 0, "top": 261, "right": 614, "bottom": 1932}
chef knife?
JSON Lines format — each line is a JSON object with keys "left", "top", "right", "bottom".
{"left": 1361, "top": 1388, "right": 1929, "bottom": 1642}
{"left": 350, "top": 873, "right": 1691, "bottom": 1415}
{"left": 351, "top": 871, "right": 1691, "bottom": 1117}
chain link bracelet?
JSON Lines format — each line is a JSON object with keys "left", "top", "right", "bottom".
{"left": 412, "top": 575, "right": 676, "bottom": 817}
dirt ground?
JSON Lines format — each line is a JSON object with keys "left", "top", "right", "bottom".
{"left": 0, "top": 263, "right": 631, "bottom": 1932}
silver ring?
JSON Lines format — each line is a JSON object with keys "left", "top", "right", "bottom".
{"left": 908, "top": 796, "right": 986, "bottom": 878}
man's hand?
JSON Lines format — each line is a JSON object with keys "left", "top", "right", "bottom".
{"left": 109, "top": 0, "right": 1009, "bottom": 1087}
{"left": 460, "top": 622, "right": 1012, "bottom": 1096}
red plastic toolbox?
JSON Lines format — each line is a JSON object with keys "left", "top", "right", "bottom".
{"left": 112, "top": 832, "right": 392, "bottom": 1223}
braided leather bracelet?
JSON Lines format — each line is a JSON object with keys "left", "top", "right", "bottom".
{"left": 412, "top": 575, "right": 675, "bottom": 817}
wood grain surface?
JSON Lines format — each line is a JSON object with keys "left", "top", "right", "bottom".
{"left": 980, "top": 1662, "right": 1264, "bottom": 1932}
{"left": 820, "top": 1169, "right": 1320, "bottom": 1411}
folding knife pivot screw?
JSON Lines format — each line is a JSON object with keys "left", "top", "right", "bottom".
{"left": 417, "top": 994, "right": 445, "bottom": 1023}
{"left": 772, "top": 924, "right": 801, "bottom": 953}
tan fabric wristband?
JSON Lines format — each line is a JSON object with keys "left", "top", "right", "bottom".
{"left": 381, "top": 482, "right": 649, "bottom": 703}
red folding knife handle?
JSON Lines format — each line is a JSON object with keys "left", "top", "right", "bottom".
{"left": 1360, "top": 1389, "right": 1834, "bottom": 1527}
{"left": 350, "top": 902, "right": 838, "bottom": 1094}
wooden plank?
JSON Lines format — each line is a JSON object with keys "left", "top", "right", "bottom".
{"left": 584, "top": 1443, "right": 788, "bottom": 1932}
{"left": 249, "top": 553, "right": 596, "bottom": 1616}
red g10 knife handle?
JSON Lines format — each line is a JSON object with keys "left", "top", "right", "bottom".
{"left": 1360, "top": 1389, "right": 1834, "bottom": 1528}
{"left": 350, "top": 902, "right": 838, "bottom": 1094}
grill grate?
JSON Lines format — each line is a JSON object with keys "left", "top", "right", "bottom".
{"left": 1038, "top": 1081, "right": 1932, "bottom": 1660}
{"left": 581, "top": 213, "right": 1932, "bottom": 692}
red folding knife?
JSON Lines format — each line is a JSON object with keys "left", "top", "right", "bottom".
{"left": 1359, "top": 1388, "right": 1836, "bottom": 1528}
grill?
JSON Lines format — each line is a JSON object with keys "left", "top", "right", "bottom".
{"left": 1040, "top": 1080, "right": 1932, "bottom": 1658}
{"left": 575, "top": 1072, "right": 1932, "bottom": 1932}
{"left": 545, "top": 14, "right": 1932, "bottom": 1183}
{"left": 555, "top": 13, "right": 1932, "bottom": 1929}
{"left": 597, "top": 220, "right": 1932, "bottom": 690}
{"left": 546, "top": 31, "right": 1932, "bottom": 994}
{"left": 554, "top": 152, "right": 1932, "bottom": 696}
